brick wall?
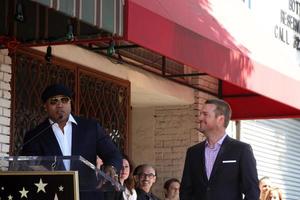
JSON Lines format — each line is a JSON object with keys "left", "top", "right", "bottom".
{"left": 152, "top": 104, "right": 199, "bottom": 197}
{"left": 0, "top": 49, "right": 12, "bottom": 156}
{"left": 132, "top": 105, "right": 197, "bottom": 198}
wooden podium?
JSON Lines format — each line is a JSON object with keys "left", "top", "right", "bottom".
{"left": 0, "top": 156, "right": 123, "bottom": 200}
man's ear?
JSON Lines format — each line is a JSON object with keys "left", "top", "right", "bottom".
{"left": 217, "top": 115, "right": 225, "bottom": 127}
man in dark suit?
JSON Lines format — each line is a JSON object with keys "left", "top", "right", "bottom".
{"left": 21, "top": 84, "right": 122, "bottom": 200}
{"left": 180, "top": 99, "right": 259, "bottom": 200}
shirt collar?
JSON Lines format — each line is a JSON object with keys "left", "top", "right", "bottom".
{"left": 218, "top": 133, "right": 227, "bottom": 145}
{"left": 205, "top": 133, "right": 227, "bottom": 147}
{"left": 49, "top": 114, "right": 77, "bottom": 125}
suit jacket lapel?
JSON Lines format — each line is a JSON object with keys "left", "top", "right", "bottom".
{"left": 209, "top": 135, "right": 231, "bottom": 180}
{"left": 69, "top": 122, "right": 80, "bottom": 170}
{"left": 42, "top": 120, "right": 63, "bottom": 156}
{"left": 71, "top": 122, "right": 80, "bottom": 156}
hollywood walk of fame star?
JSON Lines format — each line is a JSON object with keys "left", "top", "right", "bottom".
{"left": 19, "top": 187, "right": 29, "bottom": 198}
{"left": 35, "top": 178, "right": 48, "bottom": 193}
{"left": 58, "top": 185, "right": 64, "bottom": 192}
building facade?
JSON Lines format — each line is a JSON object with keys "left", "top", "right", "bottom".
{"left": 1, "top": 0, "right": 300, "bottom": 199}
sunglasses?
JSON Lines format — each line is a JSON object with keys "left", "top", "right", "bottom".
{"left": 48, "top": 97, "right": 71, "bottom": 105}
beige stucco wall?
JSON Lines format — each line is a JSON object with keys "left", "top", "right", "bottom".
{"left": 131, "top": 107, "right": 156, "bottom": 164}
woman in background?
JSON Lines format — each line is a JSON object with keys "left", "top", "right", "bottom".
{"left": 119, "top": 155, "right": 137, "bottom": 200}
{"left": 104, "top": 155, "right": 137, "bottom": 200}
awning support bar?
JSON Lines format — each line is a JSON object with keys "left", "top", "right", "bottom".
{"left": 163, "top": 73, "right": 207, "bottom": 78}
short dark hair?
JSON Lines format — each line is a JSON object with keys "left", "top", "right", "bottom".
{"left": 205, "top": 99, "right": 232, "bottom": 128}
{"left": 164, "top": 178, "right": 180, "bottom": 190}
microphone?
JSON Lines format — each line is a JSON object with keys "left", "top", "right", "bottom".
{"left": 18, "top": 115, "right": 64, "bottom": 155}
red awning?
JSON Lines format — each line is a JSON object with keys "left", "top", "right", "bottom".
{"left": 124, "top": 0, "right": 300, "bottom": 119}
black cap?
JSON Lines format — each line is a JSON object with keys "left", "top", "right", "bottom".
{"left": 41, "top": 84, "right": 72, "bottom": 103}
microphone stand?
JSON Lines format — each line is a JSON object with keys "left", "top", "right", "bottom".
{"left": 18, "top": 115, "right": 64, "bottom": 156}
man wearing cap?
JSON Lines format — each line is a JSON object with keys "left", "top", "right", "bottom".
{"left": 21, "top": 84, "right": 122, "bottom": 200}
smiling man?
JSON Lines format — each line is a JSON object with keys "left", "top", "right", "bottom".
{"left": 136, "top": 164, "right": 160, "bottom": 200}
{"left": 180, "top": 99, "right": 260, "bottom": 200}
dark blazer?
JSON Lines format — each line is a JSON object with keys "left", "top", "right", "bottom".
{"left": 21, "top": 116, "right": 122, "bottom": 200}
{"left": 180, "top": 135, "right": 259, "bottom": 200}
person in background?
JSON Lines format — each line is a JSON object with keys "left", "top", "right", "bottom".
{"left": 259, "top": 176, "right": 272, "bottom": 200}
{"left": 97, "top": 156, "right": 104, "bottom": 169}
{"left": 163, "top": 178, "right": 180, "bottom": 200}
{"left": 264, "top": 187, "right": 283, "bottom": 200}
{"left": 180, "top": 99, "right": 260, "bottom": 200}
{"left": 133, "top": 164, "right": 143, "bottom": 189}
{"left": 21, "top": 84, "right": 122, "bottom": 200}
{"left": 119, "top": 155, "right": 137, "bottom": 200}
{"left": 104, "top": 155, "right": 137, "bottom": 200}
{"left": 136, "top": 164, "right": 160, "bottom": 200}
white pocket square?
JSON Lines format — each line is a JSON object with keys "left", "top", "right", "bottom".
{"left": 222, "top": 160, "right": 237, "bottom": 163}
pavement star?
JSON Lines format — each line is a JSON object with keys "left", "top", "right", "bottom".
{"left": 19, "top": 187, "right": 29, "bottom": 198}
{"left": 58, "top": 185, "right": 64, "bottom": 192}
{"left": 35, "top": 178, "right": 48, "bottom": 193}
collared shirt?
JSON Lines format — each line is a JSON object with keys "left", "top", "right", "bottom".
{"left": 205, "top": 133, "right": 227, "bottom": 179}
{"left": 49, "top": 114, "right": 77, "bottom": 170}
{"left": 123, "top": 187, "right": 137, "bottom": 200}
